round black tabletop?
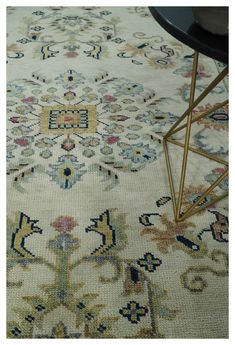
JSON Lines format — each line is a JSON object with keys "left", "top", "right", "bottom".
{"left": 149, "top": 7, "right": 228, "bottom": 64}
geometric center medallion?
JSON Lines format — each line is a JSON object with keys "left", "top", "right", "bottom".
{"left": 40, "top": 105, "right": 97, "bottom": 134}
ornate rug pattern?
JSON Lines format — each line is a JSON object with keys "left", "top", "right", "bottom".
{"left": 7, "top": 7, "right": 228, "bottom": 338}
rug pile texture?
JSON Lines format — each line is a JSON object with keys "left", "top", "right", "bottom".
{"left": 7, "top": 6, "right": 228, "bottom": 338}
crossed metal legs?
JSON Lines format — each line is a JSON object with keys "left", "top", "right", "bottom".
{"left": 163, "top": 51, "right": 228, "bottom": 222}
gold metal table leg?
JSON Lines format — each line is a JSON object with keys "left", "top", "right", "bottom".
{"left": 163, "top": 51, "right": 228, "bottom": 222}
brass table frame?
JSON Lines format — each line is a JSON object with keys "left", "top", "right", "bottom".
{"left": 163, "top": 50, "right": 228, "bottom": 222}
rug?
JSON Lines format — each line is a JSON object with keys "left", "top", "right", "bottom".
{"left": 7, "top": 6, "right": 228, "bottom": 338}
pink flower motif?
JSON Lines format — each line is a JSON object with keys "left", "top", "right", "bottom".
{"left": 208, "top": 203, "right": 216, "bottom": 210}
{"left": 185, "top": 71, "right": 193, "bottom": 78}
{"left": 14, "top": 137, "right": 30, "bottom": 146}
{"left": 105, "top": 136, "right": 120, "bottom": 144}
{"left": 109, "top": 115, "right": 130, "bottom": 122}
{"left": 10, "top": 116, "right": 22, "bottom": 123}
{"left": 21, "top": 96, "right": 37, "bottom": 104}
{"left": 213, "top": 167, "right": 226, "bottom": 175}
{"left": 64, "top": 51, "right": 78, "bottom": 58}
{"left": 101, "top": 95, "right": 117, "bottom": 103}
{"left": 115, "top": 115, "right": 129, "bottom": 121}
{"left": 184, "top": 65, "right": 210, "bottom": 79}
{"left": 51, "top": 216, "right": 78, "bottom": 233}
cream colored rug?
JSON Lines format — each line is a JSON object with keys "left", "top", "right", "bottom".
{"left": 7, "top": 6, "right": 228, "bottom": 338}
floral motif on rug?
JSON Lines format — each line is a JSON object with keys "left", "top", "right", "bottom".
{"left": 7, "top": 7, "right": 228, "bottom": 339}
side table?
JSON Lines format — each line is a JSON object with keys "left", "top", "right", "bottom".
{"left": 149, "top": 7, "right": 228, "bottom": 222}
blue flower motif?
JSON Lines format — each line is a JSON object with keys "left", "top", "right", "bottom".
{"left": 7, "top": 144, "right": 17, "bottom": 160}
{"left": 205, "top": 168, "right": 228, "bottom": 191}
{"left": 189, "top": 193, "right": 213, "bottom": 209}
{"left": 7, "top": 83, "right": 25, "bottom": 98}
{"left": 49, "top": 233, "right": 78, "bottom": 251}
{"left": 173, "top": 61, "right": 210, "bottom": 79}
{"left": 137, "top": 252, "right": 162, "bottom": 272}
{"left": 47, "top": 155, "right": 86, "bottom": 189}
{"left": 11, "top": 125, "right": 32, "bottom": 136}
{"left": 114, "top": 79, "right": 144, "bottom": 96}
{"left": 55, "top": 70, "right": 85, "bottom": 89}
{"left": 102, "top": 103, "right": 122, "bottom": 113}
{"left": 179, "top": 84, "right": 224, "bottom": 102}
{"left": 35, "top": 137, "right": 56, "bottom": 148}
{"left": 136, "top": 110, "right": 177, "bottom": 131}
{"left": 79, "top": 136, "right": 100, "bottom": 147}
{"left": 118, "top": 143, "right": 156, "bottom": 164}
{"left": 104, "top": 123, "right": 124, "bottom": 134}
{"left": 119, "top": 301, "right": 148, "bottom": 324}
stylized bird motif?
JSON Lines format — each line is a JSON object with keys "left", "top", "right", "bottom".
{"left": 41, "top": 44, "right": 59, "bottom": 60}
{"left": 84, "top": 44, "right": 102, "bottom": 59}
{"left": 85, "top": 210, "right": 116, "bottom": 255}
{"left": 11, "top": 212, "right": 42, "bottom": 257}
